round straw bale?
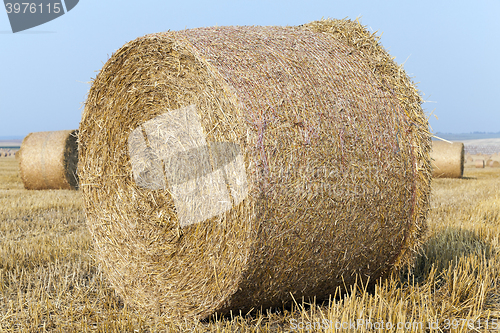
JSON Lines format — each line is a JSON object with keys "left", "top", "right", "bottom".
{"left": 431, "top": 141, "right": 464, "bottom": 178}
{"left": 19, "top": 130, "right": 79, "bottom": 190}
{"left": 80, "top": 19, "right": 432, "bottom": 319}
{"left": 475, "top": 159, "right": 485, "bottom": 168}
{"left": 489, "top": 160, "right": 500, "bottom": 168}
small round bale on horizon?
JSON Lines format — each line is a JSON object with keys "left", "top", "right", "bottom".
{"left": 19, "top": 130, "right": 79, "bottom": 190}
{"left": 431, "top": 141, "right": 464, "bottom": 178}
{"left": 475, "top": 159, "right": 485, "bottom": 168}
{"left": 489, "top": 160, "right": 500, "bottom": 168}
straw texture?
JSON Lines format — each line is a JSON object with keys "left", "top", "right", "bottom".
{"left": 430, "top": 141, "right": 464, "bottom": 178}
{"left": 19, "top": 130, "right": 79, "bottom": 190}
{"left": 79, "top": 19, "right": 432, "bottom": 319}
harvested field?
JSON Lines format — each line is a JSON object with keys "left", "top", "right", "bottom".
{"left": 1, "top": 157, "right": 500, "bottom": 331}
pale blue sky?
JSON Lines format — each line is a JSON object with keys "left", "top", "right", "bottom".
{"left": 1, "top": 0, "right": 499, "bottom": 137}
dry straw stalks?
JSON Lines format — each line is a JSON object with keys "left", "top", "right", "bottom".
{"left": 19, "top": 130, "right": 79, "bottom": 190}
{"left": 79, "top": 18, "right": 432, "bottom": 319}
{"left": 430, "top": 141, "right": 464, "bottom": 178}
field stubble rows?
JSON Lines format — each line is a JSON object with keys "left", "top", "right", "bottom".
{"left": 0, "top": 159, "right": 500, "bottom": 332}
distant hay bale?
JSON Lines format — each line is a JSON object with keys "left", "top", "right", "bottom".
{"left": 19, "top": 130, "right": 79, "bottom": 190}
{"left": 431, "top": 141, "right": 464, "bottom": 178}
{"left": 489, "top": 160, "right": 500, "bottom": 168}
{"left": 475, "top": 159, "right": 485, "bottom": 168}
{"left": 80, "top": 19, "right": 432, "bottom": 319}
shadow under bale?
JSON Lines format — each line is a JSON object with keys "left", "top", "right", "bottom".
{"left": 401, "top": 227, "right": 493, "bottom": 284}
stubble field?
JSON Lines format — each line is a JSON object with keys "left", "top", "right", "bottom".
{"left": 1, "top": 158, "right": 500, "bottom": 332}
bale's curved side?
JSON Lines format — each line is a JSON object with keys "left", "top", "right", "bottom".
{"left": 80, "top": 20, "right": 431, "bottom": 319}
{"left": 431, "top": 141, "right": 464, "bottom": 178}
{"left": 19, "top": 130, "right": 79, "bottom": 190}
{"left": 302, "top": 18, "right": 431, "bottom": 263}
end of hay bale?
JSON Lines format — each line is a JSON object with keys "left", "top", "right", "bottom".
{"left": 64, "top": 130, "right": 79, "bottom": 189}
{"left": 431, "top": 141, "right": 464, "bottom": 178}
{"left": 19, "top": 130, "right": 79, "bottom": 190}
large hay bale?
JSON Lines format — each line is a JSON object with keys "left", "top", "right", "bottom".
{"left": 19, "top": 130, "right": 79, "bottom": 190}
{"left": 431, "top": 141, "right": 464, "bottom": 178}
{"left": 80, "top": 19, "right": 432, "bottom": 319}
